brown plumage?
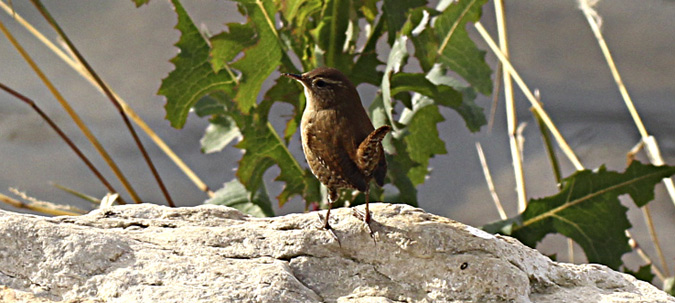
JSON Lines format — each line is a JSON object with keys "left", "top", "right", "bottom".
{"left": 283, "top": 67, "right": 390, "bottom": 231}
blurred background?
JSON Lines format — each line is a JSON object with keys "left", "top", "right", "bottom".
{"left": 1, "top": 0, "right": 673, "bottom": 269}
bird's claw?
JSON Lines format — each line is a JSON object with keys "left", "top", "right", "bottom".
{"left": 317, "top": 213, "right": 341, "bottom": 246}
{"left": 352, "top": 208, "right": 376, "bottom": 239}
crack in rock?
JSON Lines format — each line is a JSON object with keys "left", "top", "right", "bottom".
{"left": 0, "top": 203, "right": 671, "bottom": 303}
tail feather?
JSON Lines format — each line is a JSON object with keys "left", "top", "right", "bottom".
{"left": 356, "top": 125, "right": 391, "bottom": 179}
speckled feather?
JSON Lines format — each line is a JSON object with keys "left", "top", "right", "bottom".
{"left": 293, "top": 67, "right": 389, "bottom": 198}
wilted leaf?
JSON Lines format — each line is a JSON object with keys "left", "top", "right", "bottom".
{"left": 159, "top": 0, "right": 236, "bottom": 129}
{"left": 485, "top": 161, "right": 675, "bottom": 269}
{"left": 206, "top": 178, "right": 274, "bottom": 217}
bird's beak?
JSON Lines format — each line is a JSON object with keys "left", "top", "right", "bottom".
{"left": 282, "top": 72, "right": 303, "bottom": 82}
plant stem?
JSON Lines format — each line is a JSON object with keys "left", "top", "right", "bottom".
{"left": 0, "top": 1, "right": 214, "bottom": 198}
{"left": 0, "top": 192, "right": 85, "bottom": 216}
{"left": 475, "top": 142, "right": 507, "bottom": 220}
{"left": 0, "top": 16, "right": 142, "bottom": 204}
{"left": 30, "top": 0, "right": 174, "bottom": 207}
{"left": 579, "top": 0, "right": 671, "bottom": 276}
{"left": 474, "top": 22, "right": 584, "bottom": 171}
{"left": 0, "top": 83, "right": 126, "bottom": 204}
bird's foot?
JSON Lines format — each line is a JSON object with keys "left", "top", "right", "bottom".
{"left": 317, "top": 213, "right": 341, "bottom": 246}
{"left": 352, "top": 208, "right": 375, "bottom": 239}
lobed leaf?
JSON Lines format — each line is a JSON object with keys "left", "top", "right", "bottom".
{"left": 390, "top": 72, "right": 462, "bottom": 108}
{"left": 485, "top": 161, "right": 675, "bottom": 269}
{"left": 400, "top": 101, "right": 447, "bottom": 185}
{"left": 159, "top": 0, "right": 236, "bottom": 129}
{"left": 434, "top": 0, "right": 492, "bottom": 95}
{"left": 622, "top": 265, "right": 655, "bottom": 284}
{"left": 426, "top": 65, "right": 485, "bottom": 132}
{"left": 402, "top": 7, "right": 440, "bottom": 73}
{"left": 209, "top": 22, "right": 257, "bottom": 73}
{"left": 382, "top": 0, "right": 427, "bottom": 44}
{"left": 228, "top": 0, "right": 283, "bottom": 112}
{"left": 310, "top": 0, "right": 351, "bottom": 71}
{"left": 236, "top": 120, "right": 307, "bottom": 207}
{"left": 380, "top": 35, "right": 409, "bottom": 128}
{"left": 206, "top": 178, "right": 274, "bottom": 217}
{"left": 200, "top": 115, "right": 240, "bottom": 154}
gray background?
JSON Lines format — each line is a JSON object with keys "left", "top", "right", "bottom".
{"left": 1, "top": 1, "right": 673, "bottom": 269}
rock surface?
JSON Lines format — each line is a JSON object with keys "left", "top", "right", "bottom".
{"left": 0, "top": 203, "right": 672, "bottom": 303}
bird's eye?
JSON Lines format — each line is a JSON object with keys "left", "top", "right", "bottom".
{"left": 314, "top": 79, "right": 326, "bottom": 88}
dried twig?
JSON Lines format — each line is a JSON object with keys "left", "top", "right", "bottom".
{"left": 0, "top": 0, "right": 213, "bottom": 198}
{"left": 30, "top": 0, "right": 174, "bottom": 207}
{"left": 0, "top": 83, "right": 126, "bottom": 204}
{"left": 475, "top": 142, "right": 507, "bottom": 220}
{"left": 0, "top": 15, "right": 142, "bottom": 204}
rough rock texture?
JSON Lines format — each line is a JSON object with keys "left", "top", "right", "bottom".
{"left": 0, "top": 203, "right": 672, "bottom": 303}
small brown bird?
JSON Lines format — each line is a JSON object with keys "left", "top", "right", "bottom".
{"left": 282, "top": 67, "right": 390, "bottom": 232}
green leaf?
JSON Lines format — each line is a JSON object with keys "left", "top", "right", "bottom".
{"left": 206, "top": 178, "right": 274, "bottom": 217}
{"left": 434, "top": 0, "right": 492, "bottom": 95}
{"left": 382, "top": 0, "right": 427, "bottom": 45}
{"left": 403, "top": 7, "right": 440, "bottom": 73}
{"left": 280, "top": 0, "right": 322, "bottom": 28}
{"left": 426, "top": 65, "right": 485, "bottom": 132}
{"left": 622, "top": 265, "right": 655, "bottom": 284}
{"left": 359, "top": 0, "right": 378, "bottom": 23}
{"left": 262, "top": 76, "right": 302, "bottom": 143}
{"left": 131, "top": 0, "right": 150, "bottom": 7}
{"left": 369, "top": 94, "right": 417, "bottom": 206}
{"left": 400, "top": 101, "right": 447, "bottom": 185}
{"left": 228, "top": 0, "right": 283, "bottom": 112}
{"left": 390, "top": 72, "right": 462, "bottom": 107}
{"left": 488, "top": 161, "right": 675, "bottom": 269}
{"left": 159, "top": 0, "right": 236, "bottom": 128}
{"left": 386, "top": 141, "right": 419, "bottom": 206}
{"left": 193, "top": 93, "right": 228, "bottom": 117}
{"left": 664, "top": 277, "right": 674, "bottom": 296}
{"left": 348, "top": 16, "right": 385, "bottom": 86}
{"left": 382, "top": 0, "right": 427, "bottom": 44}
{"left": 200, "top": 115, "right": 240, "bottom": 154}
{"left": 311, "top": 0, "right": 351, "bottom": 70}
{"left": 236, "top": 120, "right": 307, "bottom": 207}
{"left": 209, "top": 22, "right": 257, "bottom": 73}
{"left": 381, "top": 35, "right": 409, "bottom": 127}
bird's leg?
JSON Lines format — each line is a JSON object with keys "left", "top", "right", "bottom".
{"left": 323, "top": 200, "right": 333, "bottom": 230}
{"left": 320, "top": 189, "right": 340, "bottom": 245}
{"left": 363, "top": 185, "right": 371, "bottom": 223}
{"left": 364, "top": 185, "right": 374, "bottom": 236}
{"left": 352, "top": 185, "right": 375, "bottom": 237}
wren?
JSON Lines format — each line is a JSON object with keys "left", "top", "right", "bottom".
{"left": 282, "top": 67, "right": 390, "bottom": 233}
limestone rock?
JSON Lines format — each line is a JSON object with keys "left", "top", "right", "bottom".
{"left": 0, "top": 203, "right": 672, "bottom": 302}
